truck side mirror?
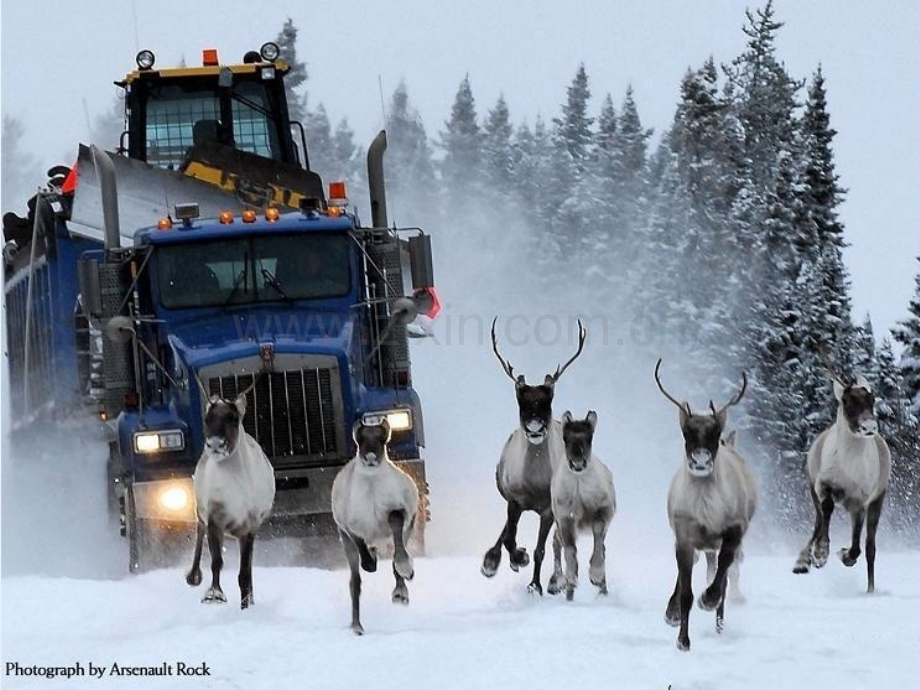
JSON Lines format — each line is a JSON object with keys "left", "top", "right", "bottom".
{"left": 408, "top": 234, "right": 434, "bottom": 289}
{"left": 78, "top": 257, "right": 104, "bottom": 320}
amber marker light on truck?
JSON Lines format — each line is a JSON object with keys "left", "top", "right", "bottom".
{"left": 265, "top": 207, "right": 280, "bottom": 222}
{"left": 157, "top": 217, "right": 173, "bottom": 230}
{"left": 219, "top": 211, "right": 234, "bottom": 224}
{"left": 242, "top": 209, "right": 257, "bottom": 223}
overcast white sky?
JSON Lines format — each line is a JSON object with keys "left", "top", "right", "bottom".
{"left": 1, "top": 0, "right": 917, "bottom": 337}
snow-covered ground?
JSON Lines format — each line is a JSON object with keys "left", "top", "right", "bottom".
{"left": 2, "top": 547, "right": 917, "bottom": 689}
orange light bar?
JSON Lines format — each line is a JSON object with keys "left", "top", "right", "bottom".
{"left": 265, "top": 207, "right": 280, "bottom": 222}
{"left": 219, "top": 211, "right": 234, "bottom": 224}
{"left": 241, "top": 209, "right": 257, "bottom": 223}
{"left": 202, "top": 48, "right": 219, "bottom": 66}
{"left": 329, "top": 181, "right": 347, "bottom": 200}
{"left": 157, "top": 217, "right": 173, "bottom": 230}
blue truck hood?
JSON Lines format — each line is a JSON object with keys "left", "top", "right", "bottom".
{"left": 167, "top": 309, "right": 358, "bottom": 372}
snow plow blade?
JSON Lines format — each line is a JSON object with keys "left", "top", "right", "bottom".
{"left": 70, "top": 144, "right": 249, "bottom": 241}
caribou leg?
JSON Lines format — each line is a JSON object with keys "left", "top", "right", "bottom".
{"left": 865, "top": 491, "right": 885, "bottom": 594}
{"left": 558, "top": 517, "right": 578, "bottom": 601}
{"left": 481, "top": 500, "right": 528, "bottom": 577}
{"left": 589, "top": 512, "right": 609, "bottom": 595}
{"left": 705, "top": 551, "right": 717, "bottom": 585}
{"left": 813, "top": 488, "right": 835, "bottom": 568}
{"left": 202, "top": 519, "right": 227, "bottom": 604}
{"left": 675, "top": 537, "right": 695, "bottom": 651}
{"left": 547, "top": 530, "right": 564, "bottom": 595}
{"left": 340, "top": 529, "right": 364, "bottom": 635}
{"left": 838, "top": 506, "right": 865, "bottom": 567}
{"left": 665, "top": 569, "right": 682, "bottom": 628}
{"left": 728, "top": 549, "right": 746, "bottom": 603}
{"left": 186, "top": 520, "right": 205, "bottom": 587}
{"left": 794, "top": 485, "right": 824, "bottom": 573}
{"left": 527, "top": 512, "right": 554, "bottom": 595}
{"left": 389, "top": 510, "right": 414, "bottom": 581}
{"left": 238, "top": 532, "right": 255, "bottom": 609}
{"left": 699, "top": 525, "right": 742, "bottom": 613}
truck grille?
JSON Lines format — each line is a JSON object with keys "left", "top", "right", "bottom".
{"left": 208, "top": 368, "right": 341, "bottom": 464}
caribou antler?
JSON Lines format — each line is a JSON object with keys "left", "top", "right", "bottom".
{"left": 818, "top": 344, "right": 850, "bottom": 388}
{"left": 236, "top": 376, "right": 259, "bottom": 400}
{"left": 491, "top": 317, "right": 518, "bottom": 383}
{"left": 654, "top": 359, "right": 692, "bottom": 418}
{"left": 708, "top": 371, "right": 748, "bottom": 417}
{"left": 550, "top": 319, "right": 587, "bottom": 383}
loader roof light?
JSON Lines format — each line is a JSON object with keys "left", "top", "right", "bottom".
{"left": 260, "top": 41, "right": 280, "bottom": 61}
{"left": 157, "top": 217, "right": 173, "bottom": 230}
{"left": 328, "top": 181, "right": 348, "bottom": 205}
{"left": 202, "top": 48, "right": 219, "bottom": 66}
{"left": 219, "top": 211, "right": 234, "bottom": 224}
{"left": 265, "top": 207, "right": 280, "bottom": 222}
{"left": 136, "top": 49, "right": 156, "bottom": 70}
{"left": 241, "top": 209, "right": 257, "bottom": 223}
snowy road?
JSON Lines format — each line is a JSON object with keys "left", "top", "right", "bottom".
{"left": 2, "top": 551, "right": 917, "bottom": 690}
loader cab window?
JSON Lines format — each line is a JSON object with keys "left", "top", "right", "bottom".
{"left": 142, "top": 78, "right": 283, "bottom": 169}
{"left": 157, "top": 234, "right": 351, "bottom": 309}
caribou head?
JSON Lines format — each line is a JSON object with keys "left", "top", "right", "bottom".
{"left": 654, "top": 359, "right": 747, "bottom": 478}
{"left": 352, "top": 418, "right": 392, "bottom": 468}
{"left": 821, "top": 351, "right": 878, "bottom": 438}
{"left": 194, "top": 372, "right": 256, "bottom": 458}
{"left": 561, "top": 411, "right": 598, "bottom": 473}
{"left": 491, "top": 318, "right": 587, "bottom": 445}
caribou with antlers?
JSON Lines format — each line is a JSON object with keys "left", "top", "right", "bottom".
{"left": 792, "top": 353, "right": 891, "bottom": 593}
{"left": 481, "top": 318, "right": 587, "bottom": 594}
{"left": 655, "top": 360, "right": 757, "bottom": 651}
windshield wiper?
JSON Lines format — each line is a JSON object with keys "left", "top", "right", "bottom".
{"left": 260, "top": 266, "right": 294, "bottom": 304}
{"left": 222, "top": 251, "right": 249, "bottom": 309}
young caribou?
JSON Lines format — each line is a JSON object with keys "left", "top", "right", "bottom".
{"left": 548, "top": 411, "right": 616, "bottom": 601}
{"left": 332, "top": 419, "right": 420, "bottom": 635}
{"left": 792, "top": 360, "right": 891, "bottom": 593}
{"left": 655, "top": 360, "right": 757, "bottom": 651}
{"left": 481, "top": 318, "right": 586, "bottom": 595}
{"left": 186, "top": 377, "right": 276, "bottom": 609}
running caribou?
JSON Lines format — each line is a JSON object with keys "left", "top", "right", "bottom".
{"left": 481, "top": 318, "right": 587, "bottom": 595}
{"left": 186, "top": 376, "right": 276, "bottom": 610}
{"left": 548, "top": 411, "right": 617, "bottom": 601}
{"left": 332, "top": 418, "right": 420, "bottom": 635}
{"left": 792, "top": 355, "right": 891, "bottom": 593}
{"left": 655, "top": 360, "right": 757, "bottom": 651}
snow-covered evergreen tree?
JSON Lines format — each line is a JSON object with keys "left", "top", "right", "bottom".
{"left": 275, "top": 18, "right": 308, "bottom": 123}
{"left": 440, "top": 76, "right": 483, "bottom": 199}
{"left": 892, "top": 257, "right": 920, "bottom": 413}
{"left": 482, "top": 95, "right": 514, "bottom": 191}
{"left": 386, "top": 82, "right": 438, "bottom": 222}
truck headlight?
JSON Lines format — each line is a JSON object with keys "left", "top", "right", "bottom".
{"left": 134, "top": 430, "right": 185, "bottom": 453}
{"left": 159, "top": 485, "right": 190, "bottom": 512}
{"left": 363, "top": 409, "right": 413, "bottom": 432}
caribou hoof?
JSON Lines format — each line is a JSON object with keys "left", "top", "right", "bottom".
{"left": 665, "top": 598, "right": 681, "bottom": 627}
{"left": 814, "top": 542, "right": 830, "bottom": 568}
{"left": 716, "top": 614, "right": 724, "bottom": 634}
{"left": 351, "top": 622, "right": 365, "bottom": 636}
{"left": 596, "top": 581, "right": 608, "bottom": 596}
{"left": 565, "top": 586, "right": 575, "bottom": 602}
{"left": 838, "top": 548, "right": 859, "bottom": 567}
{"left": 392, "top": 586, "right": 409, "bottom": 605}
{"left": 698, "top": 585, "right": 722, "bottom": 612}
{"left": 526, "top": 582, "right": 543, "bottom": 596}
{"left": 792, "top": 562, "right": 811, "bottom": 574}
{"left": 509, "top": 548, "right": 530, "bottom": 571}
{"left": 201, "top": 587, "right": 227, "bottom": 604}
{"left": 481, "top": 550, "right": 501, "bottom": 578}
{"left": 186, "top": 569, "right": 202, "bottom": 587}
{"left": 547, "top": 575, "right": 563, "bottom": 596}
{"left": 241, "top": 593, "right": 254, "bottom": 610}
{"left": 676, "top": 636, "right": 690, "bottom": 652}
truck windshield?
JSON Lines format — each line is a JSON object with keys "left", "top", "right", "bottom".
{"left": 157, "top": 234, "right": 351, "bottom": 309}
{"left": 145, "top": 79, "right": 282, "bottom": 169}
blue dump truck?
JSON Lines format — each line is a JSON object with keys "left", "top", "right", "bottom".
{"left": 3, "top": 44, "right": 438, "bottom": 571}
